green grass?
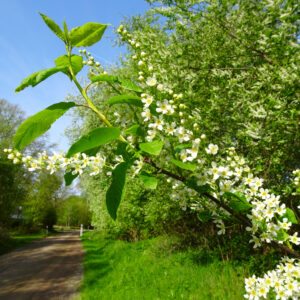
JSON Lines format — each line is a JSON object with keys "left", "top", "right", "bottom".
{"left": 80, "top": 231, "right": 250, "bottom": 300}
{"left": 0, "top": 229, "right": 59, "bottom": 255}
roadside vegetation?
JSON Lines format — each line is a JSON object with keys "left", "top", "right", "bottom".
{"left": 80, "top": 231, "right": 251, "bottom": 300}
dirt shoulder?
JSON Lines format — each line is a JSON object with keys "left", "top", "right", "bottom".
{"left": 0, "top": 231, "right": 84, "bottom": 300}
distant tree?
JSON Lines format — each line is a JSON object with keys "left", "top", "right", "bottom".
{"left": 56, "top": 196, "right": 91, "bottom": 227}
{"left": 24, "top": 171, "right": 63, "bottom": 229}
{"left": 0, "top": 100, "right": 27, "bottom": 228}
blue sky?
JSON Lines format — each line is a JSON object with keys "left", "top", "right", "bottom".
{"left": 0, "top": 0, "right": 149, "bottom": 152}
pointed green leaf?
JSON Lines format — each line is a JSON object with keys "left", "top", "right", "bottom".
{"left": 63, "top": 19, "right": 69, "bottom": 41}
{"left": 66, "top": 127, "right": 121, "bottom": 158}
{"left": 171, "top": 159, "right": 197, "bottom": 171}
{"left": 139, "top": 140, "right": 164, "bottom": 156}
{"left": 39, "top": 13, "right": 65, "bottom": 42}
{"left": 139, "top": 173, "right": 158, "bottom": 189}
{"left": 115, "top": 142, "right": 133, "bottom": 162}
{"left": 91, "top": 74, "right": 119, "bottom": 83}
{"left": 197, "top": 210, "right": 213, "bottom": 222}
{"left": 64, "top": 169, "right": 78, "bottom": 186}
{"left": 83, "top": 147, "right": 101, "bottom": 156}
{"left": 225, "top": 192, "right": 252, "bottom": 212}
{"left": 106, "top": 162, "right": 128, "bottom": 220}
{"left": 14, "top": 102, "right": 75, "bottom": 150}
{"left": 275, "top": 230, "right": 289, "bottom": 242}
{"left": 175, "top": 143, "right": 193, "bottom": 153}
{"left": 107, "top": 95, "right": 142, "bottom": 107}
{"left": 15, "top": 66, "right": 68, "bottom": 93}
{"left": 279, "top": 208, "right": 298, "bottom": 224}
{"left": 55, "top": 55, "right": 83, "bottom": 77}
{"left": 119, "top": 79, "right": 142, "bottom": 93}
{"left": 69, "top": 22, "right": 107, "bottom": 47}
{"left": 184, "top": 178, "right": 212, "bottom": 194}
{"left": 124, "top": 124, "right": 144, "bottom": 136}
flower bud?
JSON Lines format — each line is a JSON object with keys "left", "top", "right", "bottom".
{"left": 141, "top": 51, "right": 146, "bottom": 57}
{"left": 179, "top": 111, "right": 183, "bottom": 117}
{"left": 83, "top": 61, "right": 87, "bottom": 65}
{"left": 95, "top": 62, "right": 100, "bottom": 67}
{"left": 90, "top": 56, "right": 94, "bottom": 61}
{"left": 201, "top": 134, "right": 206, "bottom": 139}
{"left": 83, "top": 49, "right": 86, "bottom": 54}
{"left": 148, "top": 65, "right": 153, "bottom": 72}
{"left": 132, "top": 55, "right": 138, "bottom": 60}
{"left": 79, "top": 50, "right": 82, "bottom": 53}
{"left": 138, "top": 61, "right": 144, "bottom": 67}
{"left": 138, "top": 75, "right": 144, "bottom": 81}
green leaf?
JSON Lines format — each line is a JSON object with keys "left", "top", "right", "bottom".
{"left": 39, "top": 13, "right": 65, "bottom": 42}
{"left": 15, "top": 66, "right": 67, "bottom": 93}
{"left": 174, "top": 143, "right": 193, "bottom": 153}
{"left": 139, "top": 140, "right": 164, "bottom": 156}
{"left": 63, "top": 19, "right": 69, "bottom": 41}
{"left": 184, "top": 178, "right": 212, "bottom": 194}
{"left": 115, "top": 142, "right": 133, "bottom": 162}
{"left": 14, "top": 102, "right": 75, "bottom": 150}
{"left": 54, "top": 55, "right": 83, "bottom": 78}
{"left": 171, "top": 159, "right": 197, "bottom": 171}
{"left": 107, "top": 95, "right": 143, "bottom": 108}
{"left": 66, "top": 127, "right": 121, "bottom": 158}
{"left": 280, "top": 208, "right": 298, "bottom": 224}
{"left": 275, "top": 230, "right": 289, "bottom": 242}
{"left": 197, "top": 210, "right": 213, "bottom": 222}
{"left": 124, "top": 124, "right": 144, "bottom": 136}
{"left": 119, "top": 79, "right": 142, "bottom": 93}
{"left": 64, "top": 170, "right": 78, "bottom": 186}
{"left": 82, "top": 147, "right": 100, "bottom": 156}
{"left": 69, "top": 22, "right": 107, "bottom": 47}
{"left": 225, "top": 192, "right": 252, "bottom": 212}
{"left": 106, "top": 162, "right": 128, "bottom": 220}
{"left": 91, "top": 74, "right": 119, "bottom": 83}
{"left": 139, "top": 173, "right": 158, "bottom": 189}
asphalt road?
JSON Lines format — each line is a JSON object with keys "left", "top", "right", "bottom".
{"left": 0, "top": 231, "right": 84, "bottom": 300}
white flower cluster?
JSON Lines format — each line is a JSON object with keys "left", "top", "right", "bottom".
{"left": 79, "top": 49, "right": 101, "bottom": 67}
{"left": 169, "top": 147, "right": 300, "bottom": 246}
{"left": 244, "top": 257, "right": 300, "bottom": 300}
{"left": 4, "top": 149, "right": 106, "bottom": 177}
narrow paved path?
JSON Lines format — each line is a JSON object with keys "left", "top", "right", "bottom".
{"left": 0, "top": 231, "right": 84, "bottom": 300}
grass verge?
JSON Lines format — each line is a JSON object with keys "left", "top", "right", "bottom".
{"left": 80, "top": 231, "right": 249, "bottom": 300}
{"left": 0, "top": 229, "right": 60, "bottom": 255}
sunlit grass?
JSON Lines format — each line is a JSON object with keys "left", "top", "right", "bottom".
{"left": 0, "top": 232, "right": 46, "bottom": 255}
{"left": 80, "top": 231, "right": 249, "bottom": 300}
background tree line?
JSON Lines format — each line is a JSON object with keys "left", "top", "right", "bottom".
{"left": 0, "top": 99, "right": 91, "bottom": 243}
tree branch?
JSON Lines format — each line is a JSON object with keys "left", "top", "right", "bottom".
{"left": 143, "top": 156, "right": 300, "bottom": 259}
